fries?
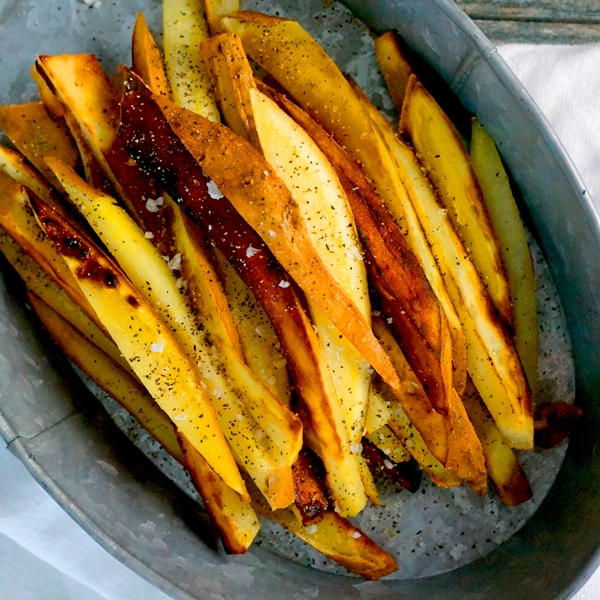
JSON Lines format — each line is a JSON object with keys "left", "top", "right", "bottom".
{"left": 0, "top": 0, "right": 575, "bottom": 581}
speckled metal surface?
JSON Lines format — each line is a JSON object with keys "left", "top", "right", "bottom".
{"left": 1, "top": 1, "right": 599, "bottom": 599}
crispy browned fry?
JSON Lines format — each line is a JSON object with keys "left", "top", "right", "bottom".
{"left": 291, "top": 449, "right": 329, "bottom": 524}
{"left": 0, "top": 101, "right": 79, "bottom": 189}
{"left": 534, "top": 403, "right": 583, "bottom": 449}
{"left": 463, "top": 392, "right": 532, "bottom": 506}
{"left": 374, "top": 31, "right": 412, "bottom": 109}
{"left": 361, "top": 438, "right": 422, "bottom": 493}
{"left": 202, "top": 33, "right": 259, "bottom": 146}
{"left": 132, "top": 13, "right": 171, "bottom": 99}
{"left": 400, "top": 76, "right": 512, "bottom": 326}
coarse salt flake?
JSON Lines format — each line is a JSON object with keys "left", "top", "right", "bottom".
{"left": 144, "top": 231, "right": 154, "bottom": 239}
{"left": 386, "top": 317, "right": 393, "bottom": 324}
{"left": 150, "top": 340, "right": 165, "bottom": 353}
{"left": 263, "top": 170, "right": 270, "bottom": 176}
{"left": 235, "top": 413, "right": 244, "bottom": 421}
{"left": 173, "top": 413, "right": 188, "bottom": 422}
{"left": 267, "top": 229, "right": 277, "bottom": 238}
{"left": 145, "top": 196, "right": 164, "bottom": 212}
{"left": 207, "top": 180, "right": 224, "bottom": 199}
{"left": 278, "top": 280, "right": 290, "bottom": 288}
{"left": 167, "top": 253, "right": 182, "bottom": 271}
{"left": 439, "top": 207, "right": 448, "bottom": 216}
{"left": 383, "top": 459, "right": 395, "bottom": 470}
{"left": 350, "top": 442, "right": 363, "bottom": 454}
{"left": 305, "top": 524, "right": 318, "bottom": 534}
{"left": 351, "top": 531, "right": 362, "bottom": 539}
{"left": 246, "top": 245, "right": 258, "bottom": 258}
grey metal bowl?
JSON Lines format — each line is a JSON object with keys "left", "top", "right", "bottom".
{"left": 1, "top": 1, "right": 599, "bottom": 598}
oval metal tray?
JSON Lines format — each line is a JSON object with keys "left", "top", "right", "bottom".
{"left": 1, "top": 1, "right": 599, "bottom": 598}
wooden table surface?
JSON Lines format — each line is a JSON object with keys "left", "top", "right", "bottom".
{"left": 456, "top": 1, "right": 600, "bottom": 44}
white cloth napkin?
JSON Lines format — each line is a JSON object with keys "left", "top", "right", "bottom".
{"left": 1, "top": 42, "right": 600, "bottom": 600}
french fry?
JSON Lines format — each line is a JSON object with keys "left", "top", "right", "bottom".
{"left": 0, "top": 101, "right": 79, "bottom": 189}
{"left": 132, "top": 13, "right": 171, "bottom": 99}
{"left": 374, "top": 31, "right": 412, "bottom": 109}
{"left": 470, "top": 119, "right": 538, "bottom": 390}
{"left": 400, "top": 76, "right": 512, "bottom": 326}
{"left": 375, "top": 123, "right": 533, "bottom": 450}
{"left": 256, "top": 82, "right": 454, "bottom": 462}
{"left": 163, "top": 0, "right": 219, "bottom": 121}
{"left": 361, "top": 439, "right": 422, "bottom": 493}
{"left": 177, "top": 433, "right": 260, "bottom": 553}
{"left": 29, "top": 192, "right": 248, "bottom": 499}
{"left": 463, "top": 392, "right": 532, "bottom": 506}
{"left": 291, "top": 449, "right": 329, "bottom": 524}
{"left": 260, "top": 506, "right": 398, "bottom": 580}
{"left": 47, "top": 158, "right": 302, "bottom": 509}
{"left": 367, "top": 425, "right": 410, "bottom": 464}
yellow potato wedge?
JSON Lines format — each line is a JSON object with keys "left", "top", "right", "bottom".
{"left": 400, "top": 76, "right": 512, "bottom": 326}
{"left": 470, "top": 119, "right": 538, "bottom": 390}
{"left": 29, "top": 192, "right": 247, "bottom": 499}
{"left": 202, "top": 33, "right": 259, "bottom": 146}
{"left": 374, "top": 31, "right": 412, "bottom": 109}
{"left": 0, "top": 101, "right": 79, "bottom": 189}
{"left": 379, "top": 130, "right": 533, "bottom": 450}
{"left": 132, "top": 13, "right": 171, "bottom": 99}
{"left": 48, "top": 158, "right": 302, "bottom": 508}
{"left": 163, "top": 0, "right": 219, "bottom": 121}
{"left": 463, "top": 391, "right": 533, "bottom": 506}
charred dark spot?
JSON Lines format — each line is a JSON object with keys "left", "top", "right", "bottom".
{"left": 126, "top": 295, "right": 140, "bottom": 307}
{"left": 76, "top": 260, "right": 119, "bottom": 288}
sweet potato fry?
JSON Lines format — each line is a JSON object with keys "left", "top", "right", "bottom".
{"left": 163, "top": 0, "right": 219, "bottom": 121}
{"left": 471, "top": 119, "right": 538, "bottom": 390}
{"left": 400, "top": 76, "right": 512, "bottom": 326}
{"left": 0, "top": 101, "right": 79, "bottom": 189}
{"left": 29, "top": 192, "right": 248, "bottom": 498}
{"left": 132, "top": 13, "right": 171, "bottom": 99}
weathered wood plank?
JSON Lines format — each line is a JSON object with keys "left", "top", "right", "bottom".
{"left": 472, "top": 19, "right": 600, "bottom": 44}
{"left": 458, "top": 1, "right": 600, "bottom": 24}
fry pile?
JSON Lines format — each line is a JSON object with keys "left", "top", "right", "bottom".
{"left": 0, "top": 0, "right": 582, "bottom": 579}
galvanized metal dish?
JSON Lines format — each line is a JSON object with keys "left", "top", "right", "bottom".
{"left": 1, "top": 1, "right": 599, "bottom": 598}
